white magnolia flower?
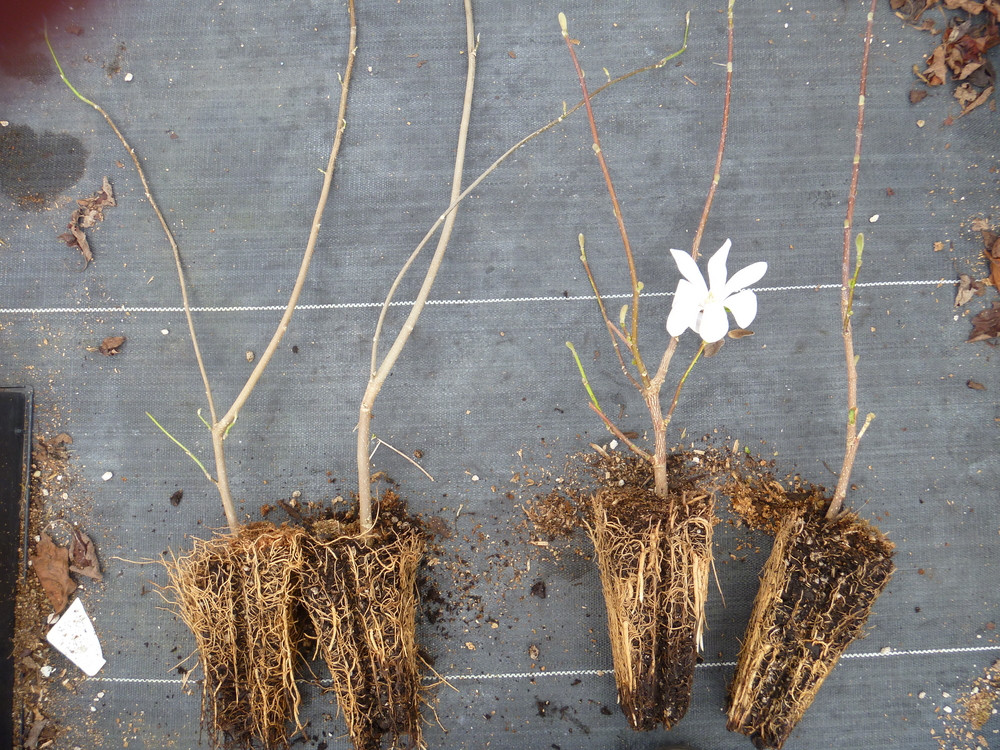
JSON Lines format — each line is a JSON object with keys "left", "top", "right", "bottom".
{"left": 666, "top": 239, "right": 767, "bottom": 344}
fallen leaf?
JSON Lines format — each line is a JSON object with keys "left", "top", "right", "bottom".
{"left": 24, "top": 717, "right": 48, "bottom": 750}
{"left": 58, "top": 226, "right": 93, "bottom": 265}
{"left": 968, "top": 300, "right": 1000, "bottom": 342}
{"left": 30, "top": 533, "right": 76, "bottom": 613}
{"left": 944, "top": 0, "right": 985, "bottom": 13}
{"left": 983, "top": 235, "right": 1000, "bottom": 289}
{"left": 704, "top": 338, "right": 726, "bottom": 358}
{"left": 75, "top": 176, "right": 115, "bottom": 228}
{"left": 958, "top": 83, "right": 994, "bottom": 115}
{"left": 910, "top": 88, "right": 929, "bottom": 103}
{"left": 170, "top": 489, "right": 184, "bottom": 506}
{"left": 955, "top": 273, "right": 986, "bottom": 306}
{"left": 99, "top": 336, "right": 126, "bottom": 355}
{"left": 68, "top": 528, "right": 102, "bottom": 581}
{"left": 728, "top": 328, "right": 755, "bottom": 339}
{"left": 924, "top": 44, "right": 949, "bottom": 85}
{"left": 59, "top": 177, "right": 115, "bottom": 267}
{"left": 967, "top": 379, "right": 987, "bottom": 390}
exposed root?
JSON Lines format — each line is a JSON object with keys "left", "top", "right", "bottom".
{"left": 727, "top": 499, "right": 895, "bottom": 749}
{"left": 164, "top": 523, "right": 309, "bottom": 750}
{"left": 588, "top": 486, "right": 715, "bottom": 731}
{"left": 303, "top": 496, "right": 425, "bottom": 750}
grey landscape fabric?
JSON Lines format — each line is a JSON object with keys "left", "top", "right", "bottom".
{"left": 1, "top": 1, "right": 998, "bottom": 748}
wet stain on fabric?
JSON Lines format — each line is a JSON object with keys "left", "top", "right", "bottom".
{"left": 0, "top": 124, "right": 87, "bottom": 210}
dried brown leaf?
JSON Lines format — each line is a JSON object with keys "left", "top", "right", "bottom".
{"left": 703, "top": 338, "right": 725, "bottom": 358}
{"left": 967, "top": 379, "right": 987, "bottom": 390}
{"left": 944, "top": 0, "right": 985, "bottom": 13}
{"left": 958, "top": 83, "right": 994, "bottom": 114}
{"left": 968, "top": 300, "right": 1000, "bottom": 342}
{"left": 69, "top": 528, "right": 102, "bottom": 581}
{"left": 60, "top": 177, "right": 115, "bottom": 267}
{"left": 910, "top": 88, "right": 929, "bottom": 103}
{"left": 955, "top": 273, "right": 987, "bottom": 306}
{"left": 984, "top": 236, "right": 1000, "bottom": 289}
{"left": 99, "top": 336, "right": 126, "bottom": 356}
{"left": 958, "top": 60, "right": 984, "bottom": 80}
{"left": 29, "top": 533, "right": 76, "bottom": 613}
{"left": 924, "top": 44, "right": 949, "bottom": 85}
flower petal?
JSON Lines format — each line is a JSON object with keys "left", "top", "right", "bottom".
{"left": 669, "top": 249, "right": 708, "bottom": 296}
{"left": 725, "top": 289, "right": 759, "bottom": 328}
{"left": 666, "top": 280, "right": 700, "bottom": 337}
{"left": 706, "top": 239, "right": 732, "bottom": 294}
{"left": 698, "top": 301, "right": 730, "bottom": 343}
{"left": 724, "top": 261, "right": 768, "bottom": 297}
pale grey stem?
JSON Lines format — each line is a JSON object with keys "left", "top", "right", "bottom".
{"left": 357, "top": 0, "right": 477, "bottom": 534}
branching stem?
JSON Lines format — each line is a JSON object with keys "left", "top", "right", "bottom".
{"left": 356, "top": 0, "right": 476, "bottom": 534}
{"left": 559, "top": 8, "right": 731, "bottom": 499}
{"left": 559, "top": 13, "right": 648, "bottom": 384}
{"left": 48, "top": 2, "right": 359, "bottom": 534}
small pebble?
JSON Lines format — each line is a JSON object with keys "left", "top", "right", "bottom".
{"left": 471, "top": 475, "right": 480, "bottom": 482}
{"left": 869, "top": 214, "right": 880, "bottom": 223}
{"left": 40, "top": 665, "right": 55, "bottom": 677}
{"left": 879, "top": 646, "right": 891, "bottom": 654}
{"left": 102, "top": 471, "right": 113, "bottom": 481}
{"left": 161, "top": 329, "right": 169, "bottom": 335}
{"left": 609, "top": 439, "right": 619, "bottom": 450}
{"left": 943, "top": 705, "right": 952, "bottom": 714}
{"left": 918, "top": 691, "right": 926, "bottom": 699}
{"left": 943, "top": 692, "right": 951, "bottom": 698}
{"left": 124, "top": 73, "right": 133, "bottom": 82}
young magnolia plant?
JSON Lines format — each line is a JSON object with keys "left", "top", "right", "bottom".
{"left": 556, "top": 2, "right": 768, "bottom": 731}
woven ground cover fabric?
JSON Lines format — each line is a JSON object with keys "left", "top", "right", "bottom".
{"left": 1, "top": 1, "right": 997, "bottom": 748}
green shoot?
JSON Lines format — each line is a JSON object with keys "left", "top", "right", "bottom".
{"left": 566, "top": 342, "right": 601, "bottom": 412}
{"left": 146, "top": 413, "right": 212, "bottom": 481}
{"left": 845, "top": 232, "right": 864, "bottom": 329}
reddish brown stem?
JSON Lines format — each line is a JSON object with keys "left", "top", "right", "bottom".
{"left": 690, "top": 0, "right": 735, "bottom": 262}
{"left": 560, "top": 19, "right": 649, "bottom": 385}
{"left": 828, "top": 0, "right": 878, "bottom": 520}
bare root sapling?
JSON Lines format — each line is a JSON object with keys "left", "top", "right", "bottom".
{"left": 556, "top": 2, "right": 767, "bottom": 730}
{"left": 726, "top": 3, "right": 895, "bottom": 747}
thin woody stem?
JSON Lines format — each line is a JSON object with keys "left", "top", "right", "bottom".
{"left": 49, "top": 3, "right": 358, "bottom": 533}
{"left": 587, "top": 404, "right": 652, "bottom": 461}
{"left": 663, "top": 340, "right": 705, "bottom": 428}
{"left": 828, "top": 0, "right": 878, "bottom": 520}
{"left": 559, "top": 13, "right": 649, "bottom": 385}
{"left": 578, "top": 235, "right": 642, "bottom": 391}
{"left": 369, "top": 17, "right": 690, "bottom": 377}
{"left": 357, "top": 0, "right": 476, "bottom": 534}
{"left": 45, "top": 27, "right": 230, "bottom": 524}
{"left": 690, "top": 0, "right": 735, "bottom": 262}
